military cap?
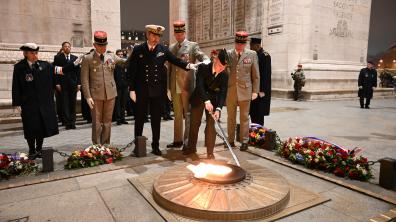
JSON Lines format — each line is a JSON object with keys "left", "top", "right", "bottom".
{"left": 94, "top": 31, "right": 108, "bottom": 45}
{"left": 250, "top": 37, "right": 261, "bottom": 44}
{"left": 173, "top": 20, "right": 186, "bottom": 33}
{"left": 297, "top": 64, "right": 303, "bottom": 67}
{"left": 235, "top": 31, "right": 249, "bottom": 44}
{"left": 145, "top": 24, "right": 165, "bottom": 36}
{"left": 20, "top": 43, "right": 39, "bottom": 51}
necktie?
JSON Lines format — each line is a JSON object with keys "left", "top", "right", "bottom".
{"left": 66, "top": 55, "right": 69, "bottom": 61}
{"left": 237, "top": 53, "right": 241, "bottom": 61}
{"left": 100, "top": 54, "right": 104, "bottom": 63}
{"left": 177, "top": 43, "right": 181, "bottom": 49}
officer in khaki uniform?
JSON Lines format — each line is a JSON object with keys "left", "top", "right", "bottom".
{"left": 167, "top": 20, "right": 209, "bottom": 149}
{"left": 226, "top": 31, "right": 260, "bottom": 151}
{"left": 81, "top": 31, "right": 120, "bottom": 144}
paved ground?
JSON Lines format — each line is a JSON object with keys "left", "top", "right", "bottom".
{"left": 0, "top": 98, "right": 395, "bottom": 221}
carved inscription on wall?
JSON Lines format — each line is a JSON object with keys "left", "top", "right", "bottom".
{"left": 187, "top": 0, "right": 262, "bottom": 42}
{"left": 329, "top": 0, "right": 357, "bottom": 37}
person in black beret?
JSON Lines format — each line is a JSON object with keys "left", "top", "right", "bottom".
{"left": 358, "top": 61, "right": 377, "bottom": 109}
{"left": 183, "top": 49, "right": 229, "bottom": 159}
{"left": 249, "top": 37, "right": 271, "bottom": 126}
{"left": 12, "top": 43, "right": 59, "bottom": 159}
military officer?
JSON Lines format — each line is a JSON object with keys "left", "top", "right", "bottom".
{"left": 291, "top": 64, "right": 305, "bottom": 101}
{"left": 128, "top": 24, "right": 196, "bottom": 156}
{"left": 358, "top": 61, "right": 377, "bottom": 109}
{"left": 167, "top": 20, "right": 209, "bottom": 150}
{"left": 226, "top": 31, "right": 260, "bottom": 151}
{"left": 12, "top": 43, "right": 59, "bottom": 159}
{"left": 57, "top": 31, "right": 121, "bottom": 144}
{"left": 249, "top": 37, "right": 271, "bottom": 126}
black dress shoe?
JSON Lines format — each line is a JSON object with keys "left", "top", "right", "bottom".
{"left": 167, "top": 141, "right": 183, "bottom": 148}
{"left": 224, "top": 142, "right": 236, "bottom": 148}
{"left": 365, "top": 106, "right": 370, "bottom": 109}
{"left": 116, "top": 121, "right": 122, "bottom": 125}
{"left": 35, "top": 151, "right": 42, "bottom": 158}
{"left": 87, "top": 120, "right": 92, "bottom": 124}
{"left": 122, "top": 121, "right": 128, "bottom": 124}
{"left": 182, "top": 149, "right": 196, "bottom": 155}
{"left": 28, "top": 153, "right": 36, "bottom": 160}
{"left": 151, "top": 149, "right": 162, "bottom": 156}
{"left": 240, "top": 143, "right": 249, "bottom": 151}
{"left": 65, "top": 125, "right": 71, "bottom": 130}
{"left": 207, "top": 154, "right": 215, "bottom": 159}
{"left": 70, "top": 125, "right": 76, "bottom": 129}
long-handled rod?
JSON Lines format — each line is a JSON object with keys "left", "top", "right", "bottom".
{"left": 211, "top": 113, "right": 241, "bottom": 166}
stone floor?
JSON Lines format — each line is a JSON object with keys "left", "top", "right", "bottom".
{"left": 0, "top": 98, "right": 395, "bottom": 221}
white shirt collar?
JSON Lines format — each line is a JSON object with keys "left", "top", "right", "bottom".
{"left": 147, "top": 41, "right": 157, "bottom": 50}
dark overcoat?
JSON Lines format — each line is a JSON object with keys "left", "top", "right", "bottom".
{"left": 12, "top": 59, "right": 59, "bottom": 139}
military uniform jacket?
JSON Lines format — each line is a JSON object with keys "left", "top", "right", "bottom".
{"left": 114, "top": 63, "right": 128, "bottom": 89}
{"left": 226, "top": 48, "right": 260, "bottom": 102}
{"left": 81, "top": 51, "right": 119, "bottom": 100}
{"left": 168, "top": 39, "right": 208, "bottom": 96}
{"left": 358, "top": 67, "right": 377, "bottom": 99}
{"left": 292, "top": 70, "right": 305, "bottom": 87}
{"left": 53, "top": 53, "right": 80, "bottom": 90}
{"left": 128, "top": 42, "right": 188, "bottom": 98}
{"left": 12, "top": 59, "right": 59, "bottom": 139}
{"left": 190, "top": 63, "right": 228, "bottom": 110}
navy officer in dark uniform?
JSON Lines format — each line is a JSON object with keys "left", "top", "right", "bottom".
{"left": 358, "top": 61, "right": 377, "bottom": 109}
{"left": 183, "top": 49, "right": 229, "bottom": 159}
{"left": 12, "top": 43, "right": 59, "bottom": 159}
{"left": 128, "top": 24, "right": 196, "bottom": 156}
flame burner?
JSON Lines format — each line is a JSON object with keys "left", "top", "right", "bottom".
{"left": 153, "top": 161, "right": 290, "bottom": 221}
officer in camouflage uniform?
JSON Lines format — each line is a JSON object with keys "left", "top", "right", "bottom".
{"left": 291, "top": 64, "right": 305, "bottom": 101}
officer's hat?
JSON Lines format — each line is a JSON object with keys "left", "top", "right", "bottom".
{"left": 94, "top": 31, "right": 108, "bottom": 45}
{"left": 235, "top": 31, "right": 249, "bottom": 44}
{"left": 20, "top": 43, "right": 39, "bottom": 51}
{"left": 145, "top": 25, "right": 165, "bottom": 36}
{"left": 250, "top": 37, "right": 261, "bottom": 45}
{"left": 173, "top": 20, "right": 186, "bottom": 33}
{"left": 297, "top": 64, "right": 303, "bottom": 68}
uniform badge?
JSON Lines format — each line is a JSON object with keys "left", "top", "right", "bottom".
{"left": 25, "top": 73, "right": 33, "bottom": 82}
{"left": 243, "top": 58, "right": 252, "bottom": 64}
{"left": 157, "top": 52, "right": 164, "bottom": 57}
{"left": 139, "top": 54, "right": 143, "bottom": 58}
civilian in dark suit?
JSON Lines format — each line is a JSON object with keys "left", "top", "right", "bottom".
{"left": 183, "top": 49, "right": 229, "bottom": 159}
{"left": 128, "top": 24, "right": 196, "bottom": 156}
{"left": 249, "top": 38, "right": 271, "bottom": 126}
{"left": 114, "top": 49, "right": 129, "bottom": 125}
{"left": 53, "top": 42, "right": 81, "bottom": 129}
{"left": 12, "top": 43, "right": 59, "bottom": 159}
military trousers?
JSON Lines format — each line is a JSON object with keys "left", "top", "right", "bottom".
{"left": 91, "top": 98, "right": 115, "bottom": 145}
{"left": 226, "top": 98, "right": 251, "bottom": 144}
{"left": 172, "top": 92, "right": 191, "bottom": 145}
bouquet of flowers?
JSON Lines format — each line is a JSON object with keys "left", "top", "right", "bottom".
{"left": 277, "top": 137, "right": 373, "bottom": 181}
{"left": 0, "top": 152, "right": 38, "bottom": 180}
{"left": 65, "top": 144, "right": 123, "bottom": 169}
{"left": 249, "top": 124, "right": 268, "bottom": 147}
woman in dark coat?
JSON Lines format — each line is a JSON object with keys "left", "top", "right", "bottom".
{"left": 12, "top": 43, "right": 59, "bottom": 159}
{"left": 183, "top": 49, "right": 229, "bottom": 159}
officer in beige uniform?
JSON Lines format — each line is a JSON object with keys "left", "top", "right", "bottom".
{"left": 226, "top": 31, "right": 260, "bottom": 151}
{"left": 167, "top": 20, "right": 209, "bottom": 149}
{"left": 81, "top": 31, "right": 120, "bottom": 145}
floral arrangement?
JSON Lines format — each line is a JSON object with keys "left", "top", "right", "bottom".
{"left": 277, "top": 137, "right": 373, "bottom": 181}
{"left": 249, "top": 123, "right": 269, "bottom": 146}
{"left": 65, "top": 145, "right": 123, "bottom": 169}
{"left": 0, "top": 152, "right": 38, "bottom": 180}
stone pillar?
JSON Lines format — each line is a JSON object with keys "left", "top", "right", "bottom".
{"left": 169, "top": 0, "right": 189, "bottom": 44}
{"left": 262, "top": 0, "right": 373, "bottom": 99}
{"left": 90, "top": 0, "right": 121, "bottom": 51}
